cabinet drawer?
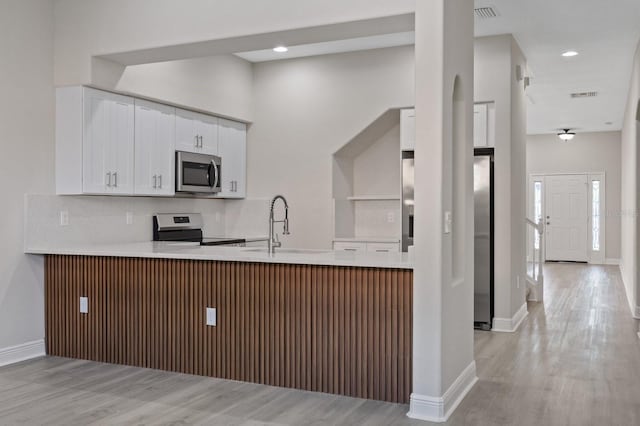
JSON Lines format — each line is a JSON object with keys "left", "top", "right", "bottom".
{"left": 366, "top": 242, "right": 400, "bottom": 253}
{"left": 333, "top": 242, "right": 366, "bottom": 252}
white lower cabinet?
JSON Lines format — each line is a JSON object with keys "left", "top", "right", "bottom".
{"left": 134, "top": 100, "right": 175, "bottom": 196}
{"left": 333, "top": 241, "right": 400, "bottom": 253}
{"left": 333, "top": 242, "right": 367, "bottom": 252}
{"left": 366, "top": 242, "right": 400, "bottom": 253}
{"left": 218, "top": 118, "right": 247, "bottom": 199}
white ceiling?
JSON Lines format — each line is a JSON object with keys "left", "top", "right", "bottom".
{"left": 235, "top": 0, "right": 640, "bottom": 135}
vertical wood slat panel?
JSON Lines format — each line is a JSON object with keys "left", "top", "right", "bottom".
{"left": 44, "top": 255, "right": 413, "bottom": 403}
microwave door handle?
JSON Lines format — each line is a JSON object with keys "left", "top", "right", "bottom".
{"left": 207, "top": 162, "right": 214, "bottom": 187}
{"left": 211, "top": 160, "right": 219, "bottom": 190}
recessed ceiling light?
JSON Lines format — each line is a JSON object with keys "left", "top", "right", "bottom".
{"left": 273, "top": 46, "right": 288, "bottom": 53}
{"left": 562, "top": 50, "right": 579, "bottom": 57}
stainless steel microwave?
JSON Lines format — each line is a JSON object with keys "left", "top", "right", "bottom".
{"left": 175, "top": 151, "right": 222, "bottom": 194}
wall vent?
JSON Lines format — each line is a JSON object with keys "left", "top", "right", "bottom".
{"left": 570, "top": 91, "right": 598, "bottom": 99}
{"left": 474, "top": 6, "right": 499, "bottom": 19}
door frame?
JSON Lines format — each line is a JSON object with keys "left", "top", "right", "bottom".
{"left": 528, "top": 172, "right": 606, "bottom": 264}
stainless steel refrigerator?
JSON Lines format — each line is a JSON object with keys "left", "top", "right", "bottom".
{"left": 474, "top": 148, "right": 494, "bottom": 330}
{"left": 402, "top": 151, "right": 414, "bottom": 252}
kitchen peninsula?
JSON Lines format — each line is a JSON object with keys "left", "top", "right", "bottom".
{"left": 29, "top": 243, "right": 414, "bottom": 403}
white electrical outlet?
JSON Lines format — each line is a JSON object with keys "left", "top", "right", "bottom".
{"left": 60, "top": 210, "right": 69, "bottom": 226}
{"left": 206, "top": 307, "right": 217, "bottom": 326}
{"left": 444, "top": 211, "right": 452, "bottom": 234}
{"left": 79, "top": 297, "right": 88, "bottom": 314}
{"left": 386, "top": 212, "right": 395, "bottom": 223}
{"left": 126, "top": 212, "right": 133, "bottom": 225}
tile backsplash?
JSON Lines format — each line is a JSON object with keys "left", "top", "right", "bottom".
{"left": 24, "top": 194, "right": 227, "bottom": 249}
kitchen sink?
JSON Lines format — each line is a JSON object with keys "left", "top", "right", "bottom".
{"left": 243, "top": 248, "right": 331, "bottom": 254}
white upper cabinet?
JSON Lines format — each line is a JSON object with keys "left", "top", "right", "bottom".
{"left": 474, "top": 103, "right": 489, "bottom": 147}
{"left": 218, "top": 118, "right": 247, "bottom": 198}
{"left": 82, "top": 88, "right": 135, "bottom": 195}
{"left": 134, "top": 99, "right": 176, "bottom": 196}
{"left": 400, "top": 108, "right": 415, "bottom": 151}
{"left": 56, "top": 86, "right": 246, "bottom": 198}
{"left": 175, "top": 108, "right": 219, "bottom": 155}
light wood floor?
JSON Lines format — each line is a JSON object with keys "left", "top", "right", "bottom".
{"left": 1, "top": 263, "right": 639, "bottom": 425}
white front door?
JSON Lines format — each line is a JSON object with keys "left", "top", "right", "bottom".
{"left": 545, "top": 175, "right": 589, "bottom": 262}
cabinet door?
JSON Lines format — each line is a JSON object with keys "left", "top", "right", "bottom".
{"left": 218, "top": 119, "right": 246, "bottom": 198}
{"left": 366, "top": 242, "right": 400, "bottom": 253}
{"left": 134, "top": 100, "right": 176, "bottom": 196}
{"left": 175, "top": 108, "right": 199, "bottom": 153}
{"left": 82, "top": 88, "right": 134, "bottom": 194}
{"left": 110, "top": 98, "right": 135, "bottom": 194}
{"left": 473, "top": 104, "right": 488, "bottom": 147}
{"left": 400, "top": 109, "right": 415, "bottom": 151}
{"left": 333, "top": 242, "right": 366, "bottom": 252}
{"left": 198, "top": 114, "right": 219, "bottom": 156}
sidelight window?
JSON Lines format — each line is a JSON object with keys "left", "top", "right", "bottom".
{"left": 592, "top": 181, "right": 601, "bottom": 251}
{"left": 534, "top": 181, "right": 542, "bottom": 250}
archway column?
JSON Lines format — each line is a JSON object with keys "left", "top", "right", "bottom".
{"left": 409, "top": 0, "right": 476, "bottom": 422}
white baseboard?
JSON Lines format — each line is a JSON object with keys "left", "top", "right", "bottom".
{"left": 618, "top": 263, "right": 640, "bottom": 319}
{"left": 0, "top": 340, "right": 45, "bottom": 367}
{"left": 492, "top": 302, "right": 528, "bottom": 332}
{"left": 407, "top": 361, "right": 478, "bottom": 423}
{"left": 604, "top": 258, "right": 620, "bottom": 266}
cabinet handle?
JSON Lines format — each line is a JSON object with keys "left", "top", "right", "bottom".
{"left": 106, "top": 172, "right": 112, "bottom": 187}
{"left": 113, "top": 172, "right": 118, "bottom": 188}
{"left": 199, "top": 135, "right": 203, "bottom": 148}
{"left": 159, "top": 174, "right": 162, "bottom": 189}
{"left": 344, "top": 248, "right": 357, "bottom": 252}
{"left": 194, "top": 135, "right": 198, "bottom": 148}
{"left": 153, "top": 175, "right": 157, "bottom": 189}
{"left": 375, "top": 249, "right": 390, "bottom": 253}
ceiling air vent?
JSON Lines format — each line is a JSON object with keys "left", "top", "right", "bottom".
{"left": 474, "top": 6, "right": 499, "bottom": 19}
{"left": 570, "top": 91, "right": 598, "bottom": 99}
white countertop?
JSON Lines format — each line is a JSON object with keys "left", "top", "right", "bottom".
{"left": 25, "top": 242, "right": 413, "bottom": 270}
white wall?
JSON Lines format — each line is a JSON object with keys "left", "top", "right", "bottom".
{"left": 620, "top": 40, "right": 640, "bottom": 316}
{"left": 53, "top": 0, "right": 415, "bottom": 86}
{"left": 114, "top": 55, "right": 254, "bottom": 122}
{"left": 0, "top": 0, "right": 54, "bottom": 352}
{"left": 474, "top": 35, "right": 528, "bottom": 323}
{"left": 248, "top": 46, "right": 414, "bottom": 249}
{"left": 527, "top": 131, "right": 622, "bottom": 260}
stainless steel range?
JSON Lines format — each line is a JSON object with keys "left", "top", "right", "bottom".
{"left": 153, "top": 213, "right": 245, "bottom": 246}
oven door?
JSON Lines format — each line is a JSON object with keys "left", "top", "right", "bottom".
{"left": 176, "top": 151, "right": 222, "bottom": 194}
